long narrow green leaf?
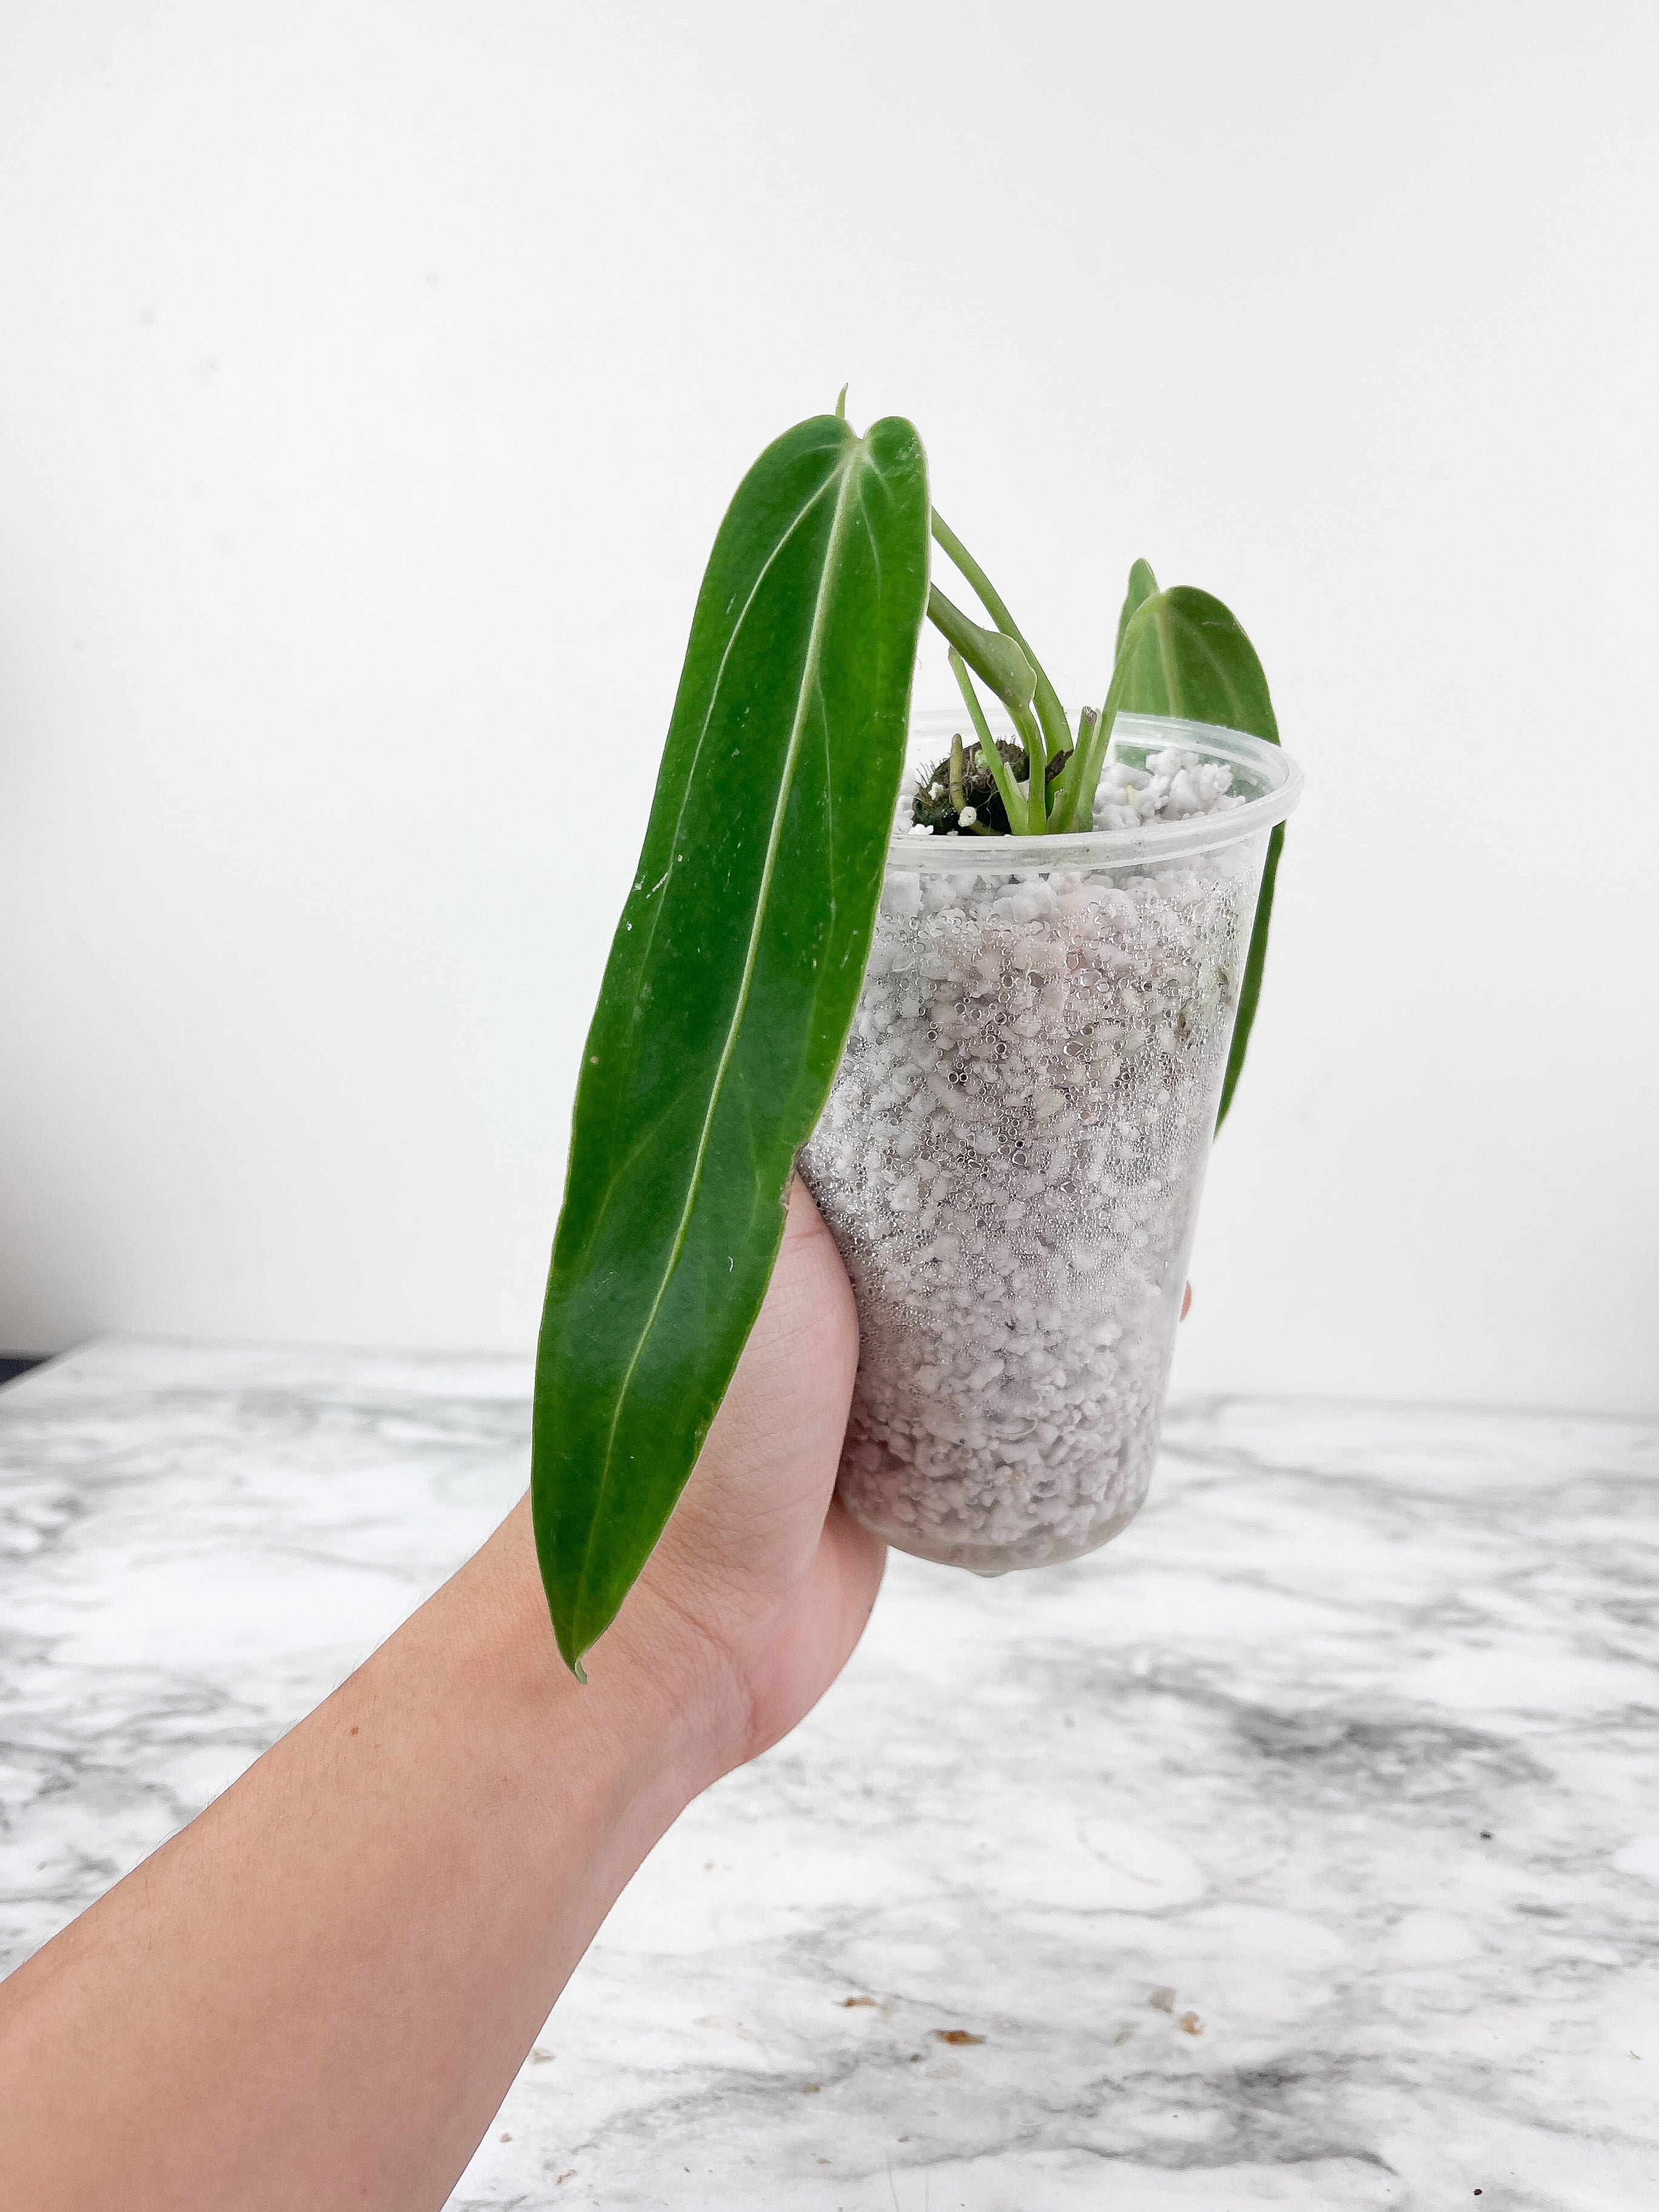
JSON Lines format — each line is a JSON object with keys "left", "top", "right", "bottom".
{"left": 531, "top": 414, "right": 930, "bottom": 1675}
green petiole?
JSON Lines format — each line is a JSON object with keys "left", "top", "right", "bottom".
{"left": 1054, "top": 600, "right": 1149, "bottom": 831}
{"left": 922, "top": 514, "right": 1285, "bottom": 1128}
{"left": 1015, "top": 699, "right": 1048, "bottom": 832}
{"left": 948, "top": 648, "right": 1028, "bottom": 833}
{"left": 948, "top": 732, "right": 966, "bottom": 815}
{"left": 930, "top": 511, "right": 1074, "bottom": 772}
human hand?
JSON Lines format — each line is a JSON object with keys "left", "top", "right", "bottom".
{"left": 0, "top": 1183, "right": 1160, "bottom": 2212}
{"left": 0, "top": 1174, "right": 878, "bottom": 2212}
{"left": 602, "top": 1194, "right": 1183, "bottom": 1770}
{"left": 606, "top": 1172, "right": 883, "bottom": 1772}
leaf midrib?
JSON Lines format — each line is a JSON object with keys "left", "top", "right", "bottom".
{"left": 627, "top": 455, "right": 846, "bottom": 994}
{"left": 568, "top": 436, "right": 876, "bottom": 1627}
{"left": 574, "top": 463, "right": 849, "bottom": 1235}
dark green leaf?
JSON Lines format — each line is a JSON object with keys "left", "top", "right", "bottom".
{"left": 1069, "top": 582, "right": 1283, "bottom": 1124}
{"left": 1111, "top": 583, "right": 1278, "bottom": 745}
{"left": 1215, "top": 819, "right": 1283, "bottom": 1131}
{"left": 531, "top": 414, "right": 931, "bottom": 1675}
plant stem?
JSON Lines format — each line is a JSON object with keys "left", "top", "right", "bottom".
{"left": 1047, "top": 707, "right": 1095, "bottom": 829}
{"left": 948, "top": 732, "right": 966, "bottom": 815}
{"left": 931, "top": 511, "right": 1073, "bottom": 770}
{"left": 948, "top": 649, "right": 1028, "bottom": 833}
{"left": 1059, "top": 596, "right": 1159, "bottom": 829}
{"left": 1052, "top": 712, "right": 1092, "bottom": 827}
{"left": 1015, "top": 700, "right": 1048, "bottom": 832}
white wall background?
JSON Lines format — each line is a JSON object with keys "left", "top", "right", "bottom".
{"left": 1, "top": 2, "right": 1654, "bottom": 1413}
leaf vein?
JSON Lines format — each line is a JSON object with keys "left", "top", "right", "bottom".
{"left": 570, "top": 445, "right": 870, "bottom": 1626}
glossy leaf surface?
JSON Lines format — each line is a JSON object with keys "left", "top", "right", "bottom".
{"left": 531, "top": 414, "right": 930, "bottom": 1673}
{"left": 1105, "top": 583, "right": 1282, "bottom": 1130}
{"left": 1111, "top": 584, "right": 1278, "bottom": 744}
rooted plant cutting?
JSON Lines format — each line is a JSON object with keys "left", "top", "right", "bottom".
{"left": 532, "top": 399, "right": 1299, "bottom": 1673}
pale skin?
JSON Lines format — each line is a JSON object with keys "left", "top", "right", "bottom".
{"left": 0, "top": 1178, "right": 1191, "bottom": 2209}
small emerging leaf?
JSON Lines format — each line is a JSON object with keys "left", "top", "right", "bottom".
{"left": 1115, "top": 557, "right": 1159, "bottom": 658}
{"left": 931, "top": 510, "right": 1072, "bottom": 769}
{"left": 926, "top": 583, "right": 1037, "bottom": 714}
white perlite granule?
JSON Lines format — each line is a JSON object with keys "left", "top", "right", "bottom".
{"left": 802, "top": 749, "right": 1264, "bottom": 1573}
{"left": 1090, "top": 749, "right": 1246, "bottom": 831}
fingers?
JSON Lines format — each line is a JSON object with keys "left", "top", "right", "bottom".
{"left": 757, "top": 1174, "right": 858, "bottom": 1387}
{"left": 664, "top": 1174, "right": 856, "bottom": 1549}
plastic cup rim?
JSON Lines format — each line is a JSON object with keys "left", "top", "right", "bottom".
{"left": 890, "top": 709, "right": 1302, "bottom": 869}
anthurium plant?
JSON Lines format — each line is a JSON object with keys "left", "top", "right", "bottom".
{"left": 531, "top": 401, "right": 1282, "bottom": 1675}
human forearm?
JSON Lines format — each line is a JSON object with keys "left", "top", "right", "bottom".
{"left": 0, "top": 1180, "right": 878, "bottom": 2206}
{"left": 0, "top": 1498, "right": 734, "bottom": 2212}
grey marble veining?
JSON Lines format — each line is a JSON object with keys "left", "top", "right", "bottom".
{"left": 2, "top": 1343, "right": 1656, "bottom": 2210}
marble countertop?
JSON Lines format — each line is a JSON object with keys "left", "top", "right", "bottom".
{"left": 2, "top": 1342, "right": 1656, "bottom": 2210}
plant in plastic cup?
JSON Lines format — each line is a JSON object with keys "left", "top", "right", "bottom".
{"left": 530, "top": 393, "right": 1301, "bottom": 1675}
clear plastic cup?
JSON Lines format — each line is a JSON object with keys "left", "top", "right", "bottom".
{"left": 800, "top": 709, "right": 1303, "bottom": 1573}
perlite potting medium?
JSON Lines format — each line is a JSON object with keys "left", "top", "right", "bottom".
{"left": 531, "top": 399, "right": 1302, "bottom": 1672}
{"left": 799, "top": 711, "right": 1301, "bottom": 1571}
